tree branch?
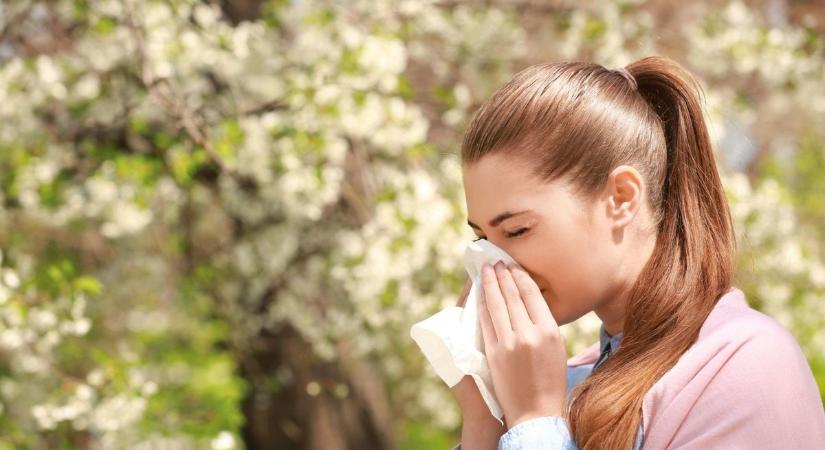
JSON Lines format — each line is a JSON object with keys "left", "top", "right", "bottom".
{"left": 122, "top": 0, "right": 252, "bottom": 185}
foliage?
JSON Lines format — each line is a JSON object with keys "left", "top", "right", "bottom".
{"left": 0, "top": 0, "right": 822, "bottom": 448}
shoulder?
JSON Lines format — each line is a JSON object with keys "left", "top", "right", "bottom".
{"left": 697, "top": 287, "right": 804, "bottom": 366}
{"left": 659, "top": 287, "right": 812, "bottom": 389}
{"left": 703, "top": 294, "right": 817, "bottom": 398}
{"left": 643, "top": 288, "right": 825, "bottom": 448}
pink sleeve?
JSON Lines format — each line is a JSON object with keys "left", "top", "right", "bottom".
{"left": 664, "top": 324, "right": 825, "bottom": 449}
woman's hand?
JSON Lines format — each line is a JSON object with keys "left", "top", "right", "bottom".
{"left": 479, "top": 260, "right": 567, "bottom": 430}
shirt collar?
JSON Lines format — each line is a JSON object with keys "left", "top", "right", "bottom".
{"left": 599, "top": 322, "right": 624, "bottom": 354}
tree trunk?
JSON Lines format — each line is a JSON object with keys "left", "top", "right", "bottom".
{"left": 240, "top": 325, "right": 395, "bottom": 450}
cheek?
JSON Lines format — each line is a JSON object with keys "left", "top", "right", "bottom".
{"left": 512, "top": 248, "right": 594, "bottom": 324}
{"left": 531, "top": 242, "right": 603, "bottom": 303}
{"left": 509, "top": 225, "right": 602, "bottom": 296}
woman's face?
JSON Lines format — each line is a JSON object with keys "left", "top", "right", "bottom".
{"left": 463, "top": 152, "right": 648, "bottom": 329}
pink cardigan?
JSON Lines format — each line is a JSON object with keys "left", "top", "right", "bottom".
{"left": 566, "top": 287, "right": 825, "bottom": 449}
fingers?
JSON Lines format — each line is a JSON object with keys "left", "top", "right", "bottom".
{"left": 493, "top": 261, "right": 533, "bottom": 332}
{"left": 478, "top": 286, "right": 497, "bottom": 350}
{"left": 480, "top": 262, "right": 513, "bottom": 342}
{"left": 508, "top": 263, "right": 558, "bottom": 329}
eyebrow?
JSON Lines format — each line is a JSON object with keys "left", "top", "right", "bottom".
{"left": 467, "top": 210, "right": 533, "bottom": 229}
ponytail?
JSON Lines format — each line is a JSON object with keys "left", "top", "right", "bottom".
{"left": 566, "top": 56, "right": 736, "bottom": 449}
{"left": 633, "top": 57, "right": 736, "bottom": 268}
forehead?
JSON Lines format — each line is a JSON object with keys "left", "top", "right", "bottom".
{"left": 462, "top": 153, "right": 558, "bottom": 218}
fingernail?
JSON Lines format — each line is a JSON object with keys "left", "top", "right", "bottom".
{"left": 494, "top": 260, "right": 504, "bottom": 271}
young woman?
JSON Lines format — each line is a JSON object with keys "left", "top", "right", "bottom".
{"left": 448, "top": 55, "right": 825, "bottom": 449}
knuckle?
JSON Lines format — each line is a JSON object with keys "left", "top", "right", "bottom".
{"left": 510, "top": 269, "right": 527, "bottom": 283}
{"left": 500, "top": 338, "right": 516, "bottom": 352}
{"left": 539, "top": 325, "right": 562, "bottom": 341}
{"left": 519, "top": 332, "right": 540, "bottom": 348}
{"left": 482, "top": 278, "right": 498, "bottom": 292}
{"left": 506, "top": 285, "right": 520, "bottom": 299}
{"left": 485, "top": 346, "right": 497, "bottom": 359}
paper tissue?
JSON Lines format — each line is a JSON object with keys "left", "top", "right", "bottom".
{"left": 409, "top": 239, "right": 517, "bottom": 425}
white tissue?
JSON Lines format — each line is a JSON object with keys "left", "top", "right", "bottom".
{"left": 409, "top": 239, "right": 516, "bottom": 425}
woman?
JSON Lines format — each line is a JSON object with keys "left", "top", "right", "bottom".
{"left": 448, "top": 55, "right": 825, "bottom": 449}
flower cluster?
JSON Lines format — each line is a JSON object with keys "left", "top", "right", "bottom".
{"left": 0, "top": 0, "right": 822, "bottom": 447}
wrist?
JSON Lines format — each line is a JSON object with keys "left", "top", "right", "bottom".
{"left": 460, "top": 411, "right": 506, "bottom": 450}
{"left": 461, "top": 406, "right": 500, "bottom": 424}
{"left": 461, "top": 410, "right": 506, "bottom": 435}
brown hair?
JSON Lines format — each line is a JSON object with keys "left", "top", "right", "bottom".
{"left": 461, "top": 55, "right": 736, "bottom": 449}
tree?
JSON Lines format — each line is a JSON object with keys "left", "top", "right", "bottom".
{"left": 0, "top": 0, "right": 822, "bottom": 449}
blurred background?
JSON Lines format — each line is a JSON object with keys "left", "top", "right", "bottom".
{"left": 0, "top": 0, "right": 823, "bottom": 449}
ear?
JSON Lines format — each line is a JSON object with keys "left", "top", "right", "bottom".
{"left": 606, "top": 165, "right": 644, "bottom": 229}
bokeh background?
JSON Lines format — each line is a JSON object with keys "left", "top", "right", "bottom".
{"left": 0, "top": 0, "right": 823, "bottom": 449}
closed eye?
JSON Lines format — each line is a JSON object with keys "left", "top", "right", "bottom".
{"left": 473, "top": 227, "right": 529, "bottom": 241}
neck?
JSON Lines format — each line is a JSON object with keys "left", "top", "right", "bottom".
{"left": 595, "top": 229, "right": 657, "bottom": 337}
{"left": 596, "top": 287, "right": 628, "bottom": 336}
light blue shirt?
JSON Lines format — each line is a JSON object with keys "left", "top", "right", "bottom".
{"left": 451, "top": 324, "right": 644, "bottom": 450}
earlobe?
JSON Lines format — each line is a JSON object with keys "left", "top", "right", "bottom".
{"left": 610, "top": 195, "right": 634, "bottom": 228}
